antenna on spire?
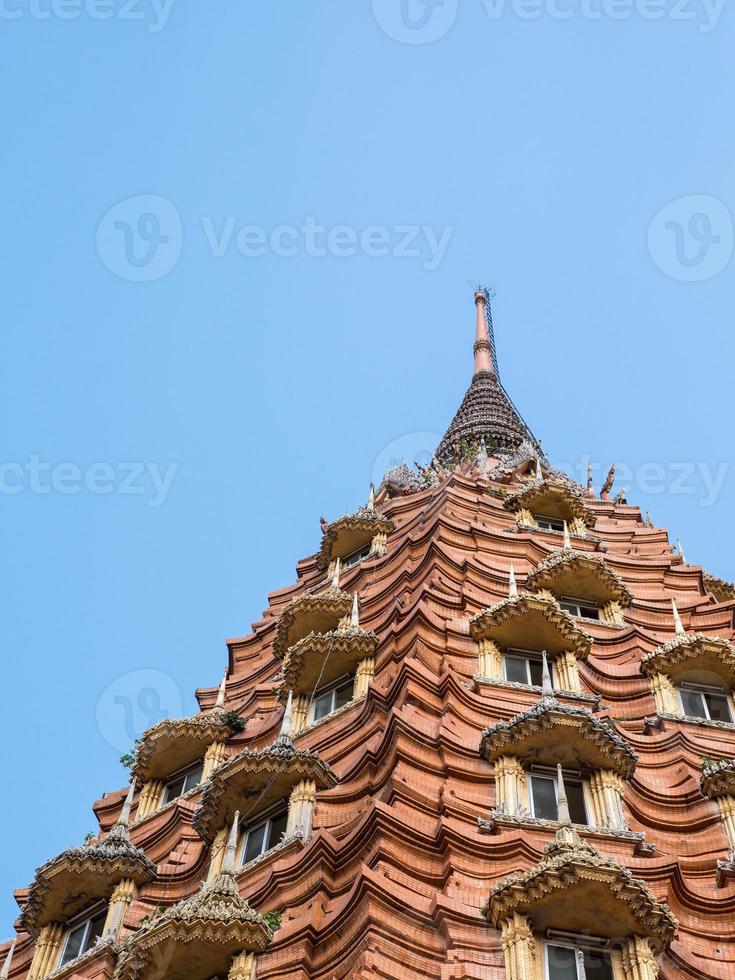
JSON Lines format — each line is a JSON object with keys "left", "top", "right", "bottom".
{"left": 477, "top": 285, "right": 500, "bottom": 379}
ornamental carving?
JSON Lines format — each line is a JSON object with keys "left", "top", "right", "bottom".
{"left": 485, "top": 835, "right": 677, "bottom": 951}
{"left": 480, "top": 699, "right": 637, "bottom": 778}
{"left": 113, "top": 870, "right": 271, "bottom": 980}
{"left": 526, "top": 551, "right": 633, "bottom": 607}
{"left": 272, "top": 587, "right": 352, "bottom": 659}
{"left": 703, "top": 572, "right": 735, "bottom": 602}
{"left": 701, "top": 759, "right": 735, "bottom": 799}
{"left": 641, "top": 633, "right": 735, "bottom": 688}
{"left": 470, "top": 593, "right": 592, "bottom": 660}
{"left": 316, "top": 510, "right": 394, "bottom": 570}
{"left": 133, "top": 711, "right": 237, "bottom": 782}
{"left": 503, "top": 479, "right": 596, "bottom": 528}
{"left": 21, "top": 825, "right": 156, "bottom": 937}
{"left": 193, "top": 736, "right": 337, "bottom": 843}
{"left": 275, "top": 626, "right": 378, "bottom": 702}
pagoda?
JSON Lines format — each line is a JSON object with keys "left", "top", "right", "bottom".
{"left": 3, "top": 289, "right": 735, "bottom": 979}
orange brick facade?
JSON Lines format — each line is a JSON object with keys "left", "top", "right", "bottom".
{"left": 3, "top": 292, "right": 735, "bottom": 979}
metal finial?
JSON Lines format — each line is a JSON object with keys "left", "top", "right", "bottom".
{"left": 556, "top": 764, "right": 571, "bottom": 825}
{"left": 214, "top": 673, "right": 227, "bottom": 710}
{"left": 672, "top": 598, "right": 685, "bottom": 635}
{"left": 563, "top": 521, "right": 572, "bottom": 550}
{"left": 541, "top": 651, "right": 554, "bottom": 697}
{"left": 0, "top": 940, "right": 16, "bottom": 980}
{"left": 221, "top": 810, "right": 241, "bottom": 875}
{"left": 281, "top": 690, "right": 293, "bottom": 736}
{"left": 117, "top": 779, "right": 137, "bottom": 829}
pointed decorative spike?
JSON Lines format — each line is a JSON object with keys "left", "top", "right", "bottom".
{"left": 117, "top": 779, "right": 137, "bottom": 829}
{"left": 351, "top": 593, "right": 359, "bottom": 628}
{"left": 508, "top": 562, "right": 518, "bottom": 598}
{"left": 672, "top": 599, "right": 685, "bottom": 635}
{"left": 280, "top": 690, "right": 293, "bottom": 736}
{"left": 563, "top": 521, "right": 572, "bottom": 550}
{"left": 541, "top": 651, "right": 554, "bottom": 697}
{"left": 535, "top": 456, "right": 543, "bottom": 482}
{"left": 473, "top": 290, "right": 494, "bottom": 375}
{"left": 367, "top": 484, "right": 375, "bottom": 511}
{"left": 677, "top": 539, "right": 687, "bottom": 564}
{"left": 600, "top": 463, "right": 615, "bottom": 500}
{"left": 0, "top": 940, "right": 16, "bottom": 980}
{"left": 214, "top": 673, "right": 227, "bottom": 710}
{"left": 221, "top": 810, "right": 241, "bottom": 875}
{"left": 331, "top": 557, "right": 341, "bottom": 588}
{"left": 587, "top": 462, "right": 594, "bottom": 497}
{"left": 645, "top": 511, "right": 653, "bottom": 527}
{"left": 556, "top": 764, "right": 571, "bottom": 825}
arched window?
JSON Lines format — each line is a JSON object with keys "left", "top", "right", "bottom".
{"left": 480, "top": 701, "right": 637, "bottom": 835}
{"left": 486, "top": 824, "right": 676, "bottom": 980}
{"left": 526, "top": 552, "right": 632, "bottom": 626}
{"left": 642, "top": 627, "right": 735, "bottom": 726}
{"left": 471, "top": 593, "right": 592, "bottom": 695}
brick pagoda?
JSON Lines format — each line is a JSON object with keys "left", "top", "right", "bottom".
{"left": 3, "top": 291, "right": 735, "bottom": 979}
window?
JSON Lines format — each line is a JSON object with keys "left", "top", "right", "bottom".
{"left": 310, "top": 676, "right": 354, "bottom": 723}
{"left": 529, "top": 771, "right": 588, "bottom": 825}
{"left": 559, "top": 596, "right": 600, "bottom": 620}
{"left": 504, "top": 649, "right": 552, "bottom": 688}
{"left": 535, "top": 514, "right": 566, "bottom": 533}
{"left": 59, "top": 905, "right": 107, "bottom": 966}
{"left": 240, "top": 808, "right": 288, "bottom": 865}
{"left": 162, "top": 762, "right": 204, "bottom": 804}
{"left": 342, "top": 543, "right": 371, "bottom": 570}
{"left": 678, "top": 682, "right": 732, "bottom": 722}
{"left": 545, "top": 942, "right": 614, "bottom": 980}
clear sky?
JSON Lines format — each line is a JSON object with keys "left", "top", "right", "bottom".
{"left": 1, "top": 0, "right": 733, "bottom": 932}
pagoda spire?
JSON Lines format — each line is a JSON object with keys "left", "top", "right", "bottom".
{"left": 473, "top": 289, "right": 495, "bottom": 375}
{"left": 435, "top": 289, "right": 539, "bottom": 464}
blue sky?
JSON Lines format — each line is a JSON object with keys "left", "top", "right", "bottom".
{"left": 1, "top": 0, "right": 733, "bottom": 932}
